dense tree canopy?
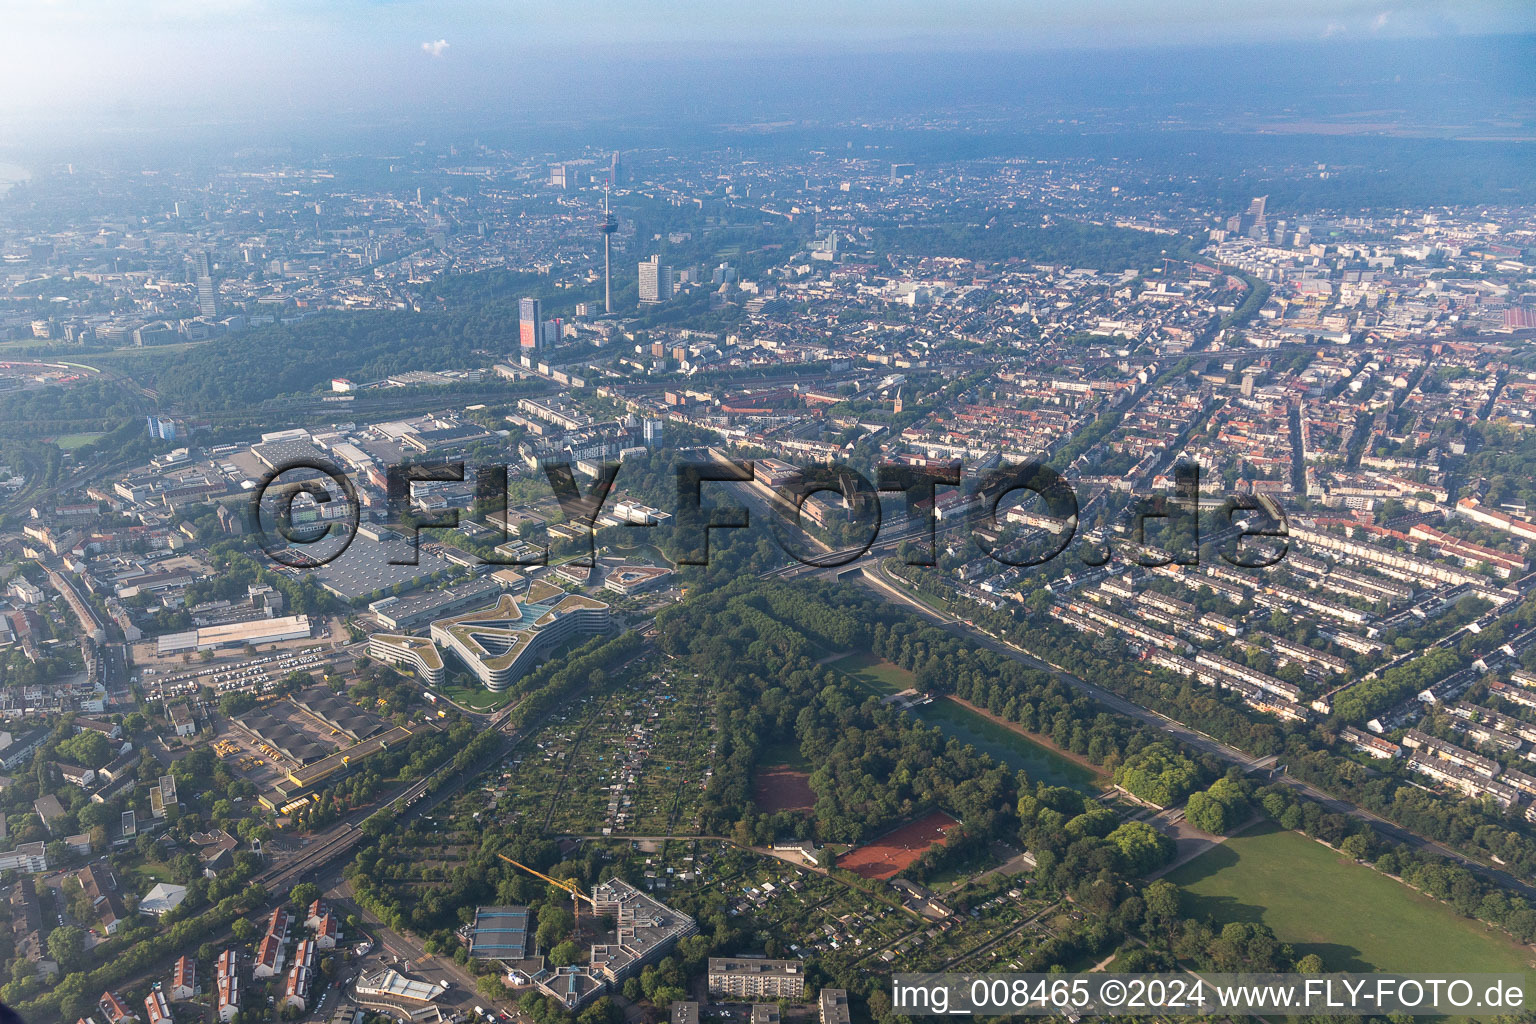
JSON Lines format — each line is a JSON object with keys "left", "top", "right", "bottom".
{"left": 1112, "top": 745, "right": 1201, "bottom": 807}
{"left": 1185, "top": 777, "right": 1250, "bottom": 835}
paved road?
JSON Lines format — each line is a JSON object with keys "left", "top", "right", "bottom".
{"left": 329, "top": 874, "right": 496, "bottom": 1021}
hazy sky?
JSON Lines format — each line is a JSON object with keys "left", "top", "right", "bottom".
{"left": 2, "top": 0, "right": 1533, "bottom": 138}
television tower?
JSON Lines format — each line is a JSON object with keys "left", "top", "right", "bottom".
{"left": 600, "top": 188, "right": 616, "bottom": 315}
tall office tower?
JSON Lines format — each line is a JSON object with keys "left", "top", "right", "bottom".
{"left": 1243, "top": 195, "right": 1269, "bottom": 240}
{"left": 638, "top": 255, "right": 673, "bottom": 305}
{"left": 638, "top": 257, "right": 659, "bottom": 304}
{"left": 193, "top": 249, "right": 219, "bottom": 318}
{"left": 549, "top": 164, "right": 568, "bottom": 190}
{"left": 1228, "top": 196, "right": 1270, "bottom": 240}
{"left": 197, "top": 276, "right": 219, "bottom": 318}
{"left": 519, "top": 297, "right": 542, "bottom": 350}
{"left": 609, "top": 150, "right": 624, "bottom": 187}
{"left": 600, "top": 190, "right": 617, "bottom": 314}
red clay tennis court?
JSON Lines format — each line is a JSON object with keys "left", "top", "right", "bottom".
{"left": 838, "top": 810, "right": 961, "bottom": 879}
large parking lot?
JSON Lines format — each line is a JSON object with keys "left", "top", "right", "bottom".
{"left": 308, "top": 533, "right": 459, "bottom": 601}
{"left": 209, "top": 726, "right": 292, "bottom": 794}
{"left": 135, "top": 640, "right": 346, "bottom": 701}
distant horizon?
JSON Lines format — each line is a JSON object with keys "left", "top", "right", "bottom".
{"left": 2, "top": 0, "right": 1535, "bottom": 145}
{"left": 1, "top": 28, "right": 1533, "bottom": 161}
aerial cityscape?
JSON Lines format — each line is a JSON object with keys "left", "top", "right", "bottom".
{"left": 0, "top": 3, "right": 1535, "bottom": 1023}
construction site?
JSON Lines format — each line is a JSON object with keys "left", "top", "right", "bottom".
{"left": 466, "top": 855, "right": 698, "bottom": 1010}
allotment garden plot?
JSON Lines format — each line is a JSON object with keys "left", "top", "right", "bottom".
{"left": 665, "top": 841, "right": 1062, "bottom": 975}
{"left": 493, "top": 666, "right": 720, "bottom": 837}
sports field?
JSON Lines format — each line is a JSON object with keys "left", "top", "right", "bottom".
{"left": 753, "top": 767, "right": 816, "bottom": 812}
{"left": 1167, "top": 822, "right": 1533, "bottom": 973}
{"left": 829, "top": 650, "right": 915, "bottom": 695}
{"left": 839, "top": 809, "right": 960, "bottom": 880}
{"left": 50, "top": 432, "right": 105, "bottom": 450}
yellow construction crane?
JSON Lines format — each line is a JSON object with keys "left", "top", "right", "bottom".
{"left": 495, "top": 852, "right": 594, "bottom": 907}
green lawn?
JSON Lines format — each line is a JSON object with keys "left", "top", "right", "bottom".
{"left": 758, "top": 736, "right": 811, "bottom": 770}
{"left": 604, "top": 537, "right": 673, "bottom": 568}
{"left": 51, "top": 432, "right": 105, "bottom": 450}
{"left": 1167, "top": 822, "right": 1533, "bottom": 974}
{"left": 437, "top": 680, "right": 517, "bottom": 711}
{"left": 829, "top": 651, "right": 916, "bottom": 696}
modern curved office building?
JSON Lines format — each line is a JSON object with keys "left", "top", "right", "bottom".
{"left": 368, "top": 583, "right": 610, "bottom": 693}
{"left": 365, "top": 633, "right": 445, "bottom": 687}
{"left": 430, "top": 592, "right": 610, "bottom": 691}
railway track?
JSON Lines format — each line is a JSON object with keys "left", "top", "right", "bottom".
{"left": 260, "top": 820, "right": 370, "bottom": 890}
{"left": 258, "top": 774, "right": 433, "bottom": 889}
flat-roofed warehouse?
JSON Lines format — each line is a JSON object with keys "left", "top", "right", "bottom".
{"left": 310, "top": 533, "right": 457, "bottom": 602}
{"left": 258, "top": 722, "right": 416, "bottom": 810}
{"left": 232, "top": 708, "right": 332, "bottom": 763}
{"left": 354, "top": 968, "right": 445, "bottom": 1004}
{"left": 292, "top": 688, "right": 387, "bottom": 742}
{"left": 369, "top": 577, "right": 506, "bottom": 631}
{"left": 467, "top": 906, "right": 533, "bottom": 960}
{"left": 252, "top": 437, "right": 331, "bottom": 472}
{"left": 157, "top": 614, "right": 313, "bottom": 655}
